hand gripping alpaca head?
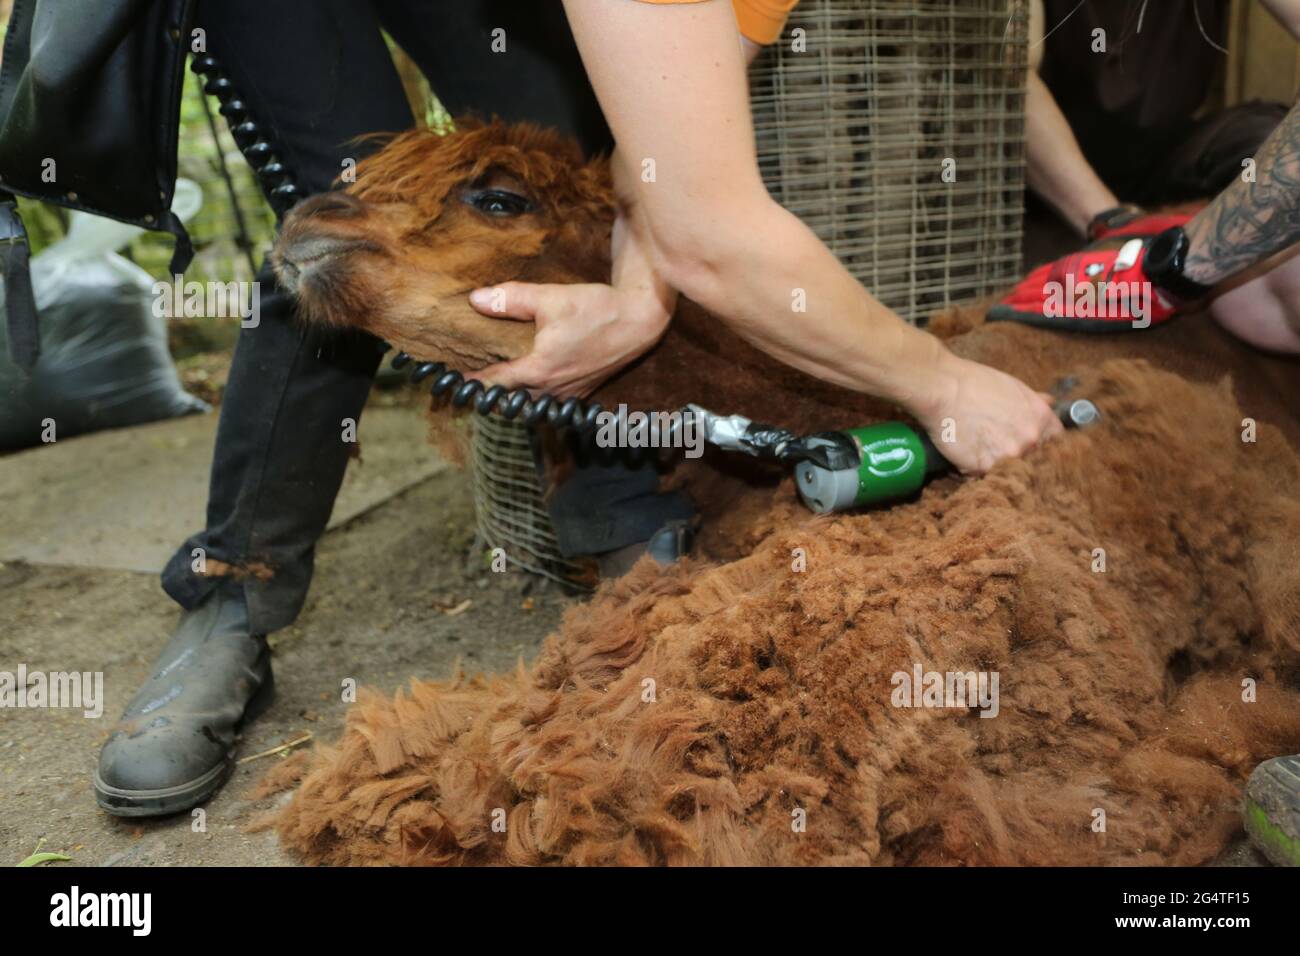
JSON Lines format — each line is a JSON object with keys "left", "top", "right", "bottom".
{"left": 272, "top": 119, "right": 616, "bottom": 370}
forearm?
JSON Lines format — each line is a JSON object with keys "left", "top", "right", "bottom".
{"left": 1025, "top": 71, "right": 1117, "bottom": 236}
{"left": 646, "top": 194, "right": 951, "bottom": 415}
{"left": 574, "top": 0, "right": 951, "bottom": 417}
{"left": 1184, "top": 101, "right": 1300, "bottom": 285}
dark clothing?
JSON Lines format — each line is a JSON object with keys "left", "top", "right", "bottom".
{"left": 161, "top": 0, "right": 690, "bottom": 632}
{"left": 1041, "top": 0, "right": 1227, "bottom": 136}
{"left": 1125, "top": 99, "right": 1290, "bottom": 204}
{"left": 0, "top": 0, "right": 194, "bottom": 263}
{"left": 1025, "top": 0, "right": 1288, "bottom": 268}
{"left": 1039, "top": 0, "right": 1283, "bottom": 205}
{"left": 0, "top": 1, "right": 195, "bottom": 370}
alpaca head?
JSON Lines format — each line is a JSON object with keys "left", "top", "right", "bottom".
{"left": 272, "top": 119, "right": 616, "bottom": 368}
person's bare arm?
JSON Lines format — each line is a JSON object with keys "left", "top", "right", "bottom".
{"left": 469, "top": 188, "right": 679, "bottom": 398}
{"left": 560, "top": 0, "right": 1059, "bottom": 471}
{"left": 476, "top": 0, "right": 1060, "bottom": 473}
{"left": 1024, "top": 0, "right": 1118, "bottom": 235}
{"left": 1025, "top": 73, "right": 1118, "bottom": 235}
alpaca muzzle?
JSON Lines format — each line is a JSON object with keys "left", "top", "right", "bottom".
{"left": 273, "top": 235, "right": 370, "bottom": 294}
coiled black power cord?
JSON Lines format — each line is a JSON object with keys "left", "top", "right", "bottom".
{"left": 190, "top": 56, "right": 303, "bottom": 216}
{"left": 388, "top": 351, "right": 605, "bottom": 430}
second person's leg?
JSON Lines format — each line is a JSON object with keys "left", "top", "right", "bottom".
{"left": 99, "top": 0, "right": 424, "bottom": 817}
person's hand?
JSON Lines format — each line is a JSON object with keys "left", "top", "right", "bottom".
{"left": 468, "top": 279, "right": 671, "bottom": 397}
{"left": 913, "top": 353, "right": 1063, "bottom": 475}
{"left": 470, "top": 190, "right": 677, "bottom": 397}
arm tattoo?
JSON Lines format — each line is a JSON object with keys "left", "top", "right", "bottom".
{"left": 1183, "top": 101, "right": 1300, "bottom": 285}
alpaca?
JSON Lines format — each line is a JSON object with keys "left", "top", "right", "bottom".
{"left": 258, "top": 120, "right": 1300, "bottom": 866}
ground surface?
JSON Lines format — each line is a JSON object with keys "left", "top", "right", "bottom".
{"left": 0, "top": 396, "right": 1270, "bottom": 868}
{"left": 0, "top": 402, "right": 571, "bottom": 867}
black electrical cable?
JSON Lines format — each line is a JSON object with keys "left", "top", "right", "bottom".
{"left": 388, "top": 349, "right": 604, "bottom": 431}
{"left": 190, "top": 56, "right": 303, "bottom": 216}
{"left": 192, "top": 53, "right": 605, "bottom": 435}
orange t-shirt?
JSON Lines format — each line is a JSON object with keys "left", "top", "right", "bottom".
{"left": 637, "top": 0, "right": 799, "bottom": 45}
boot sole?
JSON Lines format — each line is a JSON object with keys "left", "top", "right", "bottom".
{"left": 94, "top": 758, "right": 235, "bottom": 817}
{"left": 94, "top": 664, "right": 276, "bottom": 818}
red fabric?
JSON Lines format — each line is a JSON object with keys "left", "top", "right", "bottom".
{"left": 991, "top": 235, "right": 1186, "bottom": 330}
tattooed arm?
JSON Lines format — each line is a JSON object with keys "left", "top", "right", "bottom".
{"left": 1183, "top": 100, "right": 1300, "bottom": 285}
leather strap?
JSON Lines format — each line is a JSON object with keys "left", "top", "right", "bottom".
{"left": 0, "top": 189, "right": 39, "bottom": 371}
{"left": 164, "top": 208, "right": 194, "bottom": 275}
{"left": 1086, "top": 204, "right": 1144, "bottom": 242}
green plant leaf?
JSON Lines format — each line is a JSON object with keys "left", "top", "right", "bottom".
{"left": 17, "top": 852, "right": 71, "bottom": 868}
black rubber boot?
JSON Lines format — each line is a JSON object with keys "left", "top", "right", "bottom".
{"left": 596, "top": 519, "right": 696, "bottom": 579}
{"left": 94, "top": 586, "right": 274, "bottom": 817}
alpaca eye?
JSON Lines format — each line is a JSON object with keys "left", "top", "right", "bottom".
{"left": 464, "top": 189, "right": 533, "bottom": 218}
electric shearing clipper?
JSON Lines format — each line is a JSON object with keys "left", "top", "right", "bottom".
{"left": 680, "top": 389, "right": 1100, "bottom": 515}
{"left": 791, "top": 397, "right": 1099, "bottom": 513}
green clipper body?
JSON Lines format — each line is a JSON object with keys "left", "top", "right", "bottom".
{"left": 794, "top": 398, "right": 1100, "bottom": 515}
{"left": 795, "top": 422, "right": 938, "bottom": 514}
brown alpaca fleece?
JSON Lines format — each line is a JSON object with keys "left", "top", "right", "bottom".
{"left": 261, "top": 121, "right": 1300, "bottom": 865}
{"left": 263, "top": 361, "right": 1300, "bottom": 865}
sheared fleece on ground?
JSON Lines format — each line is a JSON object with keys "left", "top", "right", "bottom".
{"left": 260, "top": 359, "right": 1300, "bottom": 865}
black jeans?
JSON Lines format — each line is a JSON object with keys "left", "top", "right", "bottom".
{"left": 162, "top": 0, "right": 691, "bottom": 633}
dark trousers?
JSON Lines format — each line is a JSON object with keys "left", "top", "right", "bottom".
{"left": 162, "top": 0, "right": 691, "bottom": 633}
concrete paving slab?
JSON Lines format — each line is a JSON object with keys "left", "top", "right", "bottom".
{"left": 0, "top": 407, "right": 446, "bottom": 573}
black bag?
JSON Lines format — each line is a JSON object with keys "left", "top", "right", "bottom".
{"left": 0, "top": 0, "right": 195, "bottom": 370}
{"left": 0, "top": 229, "right": 210, "bottom": 450}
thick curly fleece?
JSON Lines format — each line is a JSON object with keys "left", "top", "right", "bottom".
{"left": 264, "top": 360, "right": 1300, "bottom": 865}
